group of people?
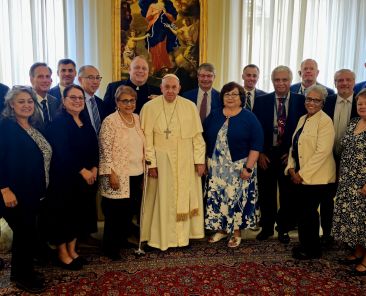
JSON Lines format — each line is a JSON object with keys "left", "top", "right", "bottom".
{"left": 1, "top": 55, "right": 366, "bottom": 293}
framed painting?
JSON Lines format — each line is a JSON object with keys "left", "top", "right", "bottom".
{"left": 112, "top": 0, "right": 207, "bottom": 93}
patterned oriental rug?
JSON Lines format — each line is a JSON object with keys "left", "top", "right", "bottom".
{"left": 0, "top": 238, "right": 365, "bottom": 295}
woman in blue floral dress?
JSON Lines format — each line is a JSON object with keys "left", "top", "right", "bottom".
{"left": 203, "top": 82, "right": 263, "bottom": 248}
{"left": 332, "top": 89, "right": 366, "bottom": 276}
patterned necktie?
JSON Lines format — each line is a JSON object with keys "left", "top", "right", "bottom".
{"left": 90, "top": 96, "right": 101, "bottom": 134}
{"left": 200, "top": 92, "right": 208, "bottom": 122}
{"left": 245, "top": 92, "right": 252, "bottom": 110}
{"left": 277, "top": 97, "right": 286, "bottom": 145}
{"left": 41, "top": 100, "right": 50, "bottom": 125}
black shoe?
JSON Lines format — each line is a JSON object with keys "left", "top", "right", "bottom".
{"left": 74, "top": 256, "right": 89, "bottom": 265}
{"left": 55, "top": 259, "right": 83, "bottom": 270}
{"left": 292, "top": 246, "right": 321, "bottom": 260}
{"left": 11, "top": 270, "right": 45, "bottom": 282}
{"left": 105, "top": 252, "right": 122, "bottom": 261}
{"left": 278, "top": 232, "right": 290, "bottom": 244}
{"left": 338, "top": 256, "right": 363, "bottom": 265}
{"left": 256, "top": 230, "right": 274, "bottom": 241}
{"left": 320, "top": 235, "right": 334, "bottom": 248}
{"left": 15, "top": 276, "right": 45, "bottom": 294}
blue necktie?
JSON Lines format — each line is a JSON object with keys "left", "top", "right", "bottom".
{"left": 90, "top": 96, "right": 101, "bottom": 134}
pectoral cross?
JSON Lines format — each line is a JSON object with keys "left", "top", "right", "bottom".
{"left": 164, "top": 128, "right": 171, "bottom": 139}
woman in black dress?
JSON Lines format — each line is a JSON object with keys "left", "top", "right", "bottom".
{"left": 45, "top": 84, "right": 99, "bottom": 270}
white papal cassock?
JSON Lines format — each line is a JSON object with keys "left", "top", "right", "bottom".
{"left": 140, "top": 95, "right": 206, "bottom": 251}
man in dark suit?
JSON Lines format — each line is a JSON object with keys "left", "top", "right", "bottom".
{"left": 354, "top": 61, "right": 366, "bottom": 94}
{"left": 321, "top": 68, "right": 357, "bottom": 247}
{"left": 182, "top": 63, "right": 221, "bottom": 121}
{"left": 29, "top": 62, "right": 60, "bottom": 131}
{"left": 290, "top": 59, "right": 334, "bottom": 96}
{"left": 48, "top": 59, "right": 77, "bottom": 100}
{"left": 242, "top": 64, "right": 266, "bottom": 110}
{"left": 78, "top": 65, "right": 106, "bottom": 135}
{"left": 0, "top": 83, "right": 10, "bottom": 113}
{"left": 253, "top": 65, "right": 306, "bottom": 244}
{"left": 103, "top": 55, "right": 160, "bottom": 115}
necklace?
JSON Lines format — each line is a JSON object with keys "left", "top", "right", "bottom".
{"left": 162, "top": 97, "right": 178, "bottom": 139}
{"left": 118, "top": 111, "right": 134, "bottom": 126}
{"left": 223, "top": 107, "right": 242, "bottom": 119}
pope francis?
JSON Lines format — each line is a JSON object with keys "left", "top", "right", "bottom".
{"left": 140, "top": 74, "right": 206, "bottom": 251}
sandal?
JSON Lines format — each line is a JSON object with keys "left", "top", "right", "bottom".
{"left": 208, "top": 232, "right": 228, "bottom": 243}
{"left": 228, "top": 236, "right": 242, "bottom": 248}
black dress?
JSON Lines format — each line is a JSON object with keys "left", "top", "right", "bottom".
{"left": 45, "top": 110, "right": 99, "bottom": 245}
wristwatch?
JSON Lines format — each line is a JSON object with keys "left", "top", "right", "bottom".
{"left": 244, "top": 166, "right": 253, "bottom": 173}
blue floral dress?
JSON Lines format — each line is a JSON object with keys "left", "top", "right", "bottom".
{"left": 332, "top": 118, "right": 366, "bottom": 248}
{"left": 205, "top": 123, "right": 259, "bottom": 234}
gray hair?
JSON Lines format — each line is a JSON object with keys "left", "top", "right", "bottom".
{"left": 334, "top": 69, "right": 356, "bottom": 82}
{"left": 114, "top": 85, "right": 137, "bottom": 104}
{"left": 300, "top": 59, "right": 318, "bottom": 70}
{"left": 78, "top": 65, "right": 98, "bottom": 77}
{"left": 271, "top": 65, "right": 293, "bottom": 82}
{"left": 306, "top": 85, "right": 328, "bottom": 102}
{"left": 1, "top": 86, "right": 41, "bottom": 126}
{"left": 198, "top": 63, "right": 216, "bottom": 75}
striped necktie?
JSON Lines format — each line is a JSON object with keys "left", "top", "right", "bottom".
{"left": 41, "top": 100, "right": 50, "bottom": 125}
{"left": 90, "top": 96, "right": 101, "bottom": 134}
{"left": 245, "top": 92, "right": 252, "bottom": 110}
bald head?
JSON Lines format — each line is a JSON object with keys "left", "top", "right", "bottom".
{"left": 129, "top": 56, "right": 149, "bottom": 86}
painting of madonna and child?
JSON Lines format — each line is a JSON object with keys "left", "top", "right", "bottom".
{"left": 120, "top": 0, "right": 203, "bottom": 92}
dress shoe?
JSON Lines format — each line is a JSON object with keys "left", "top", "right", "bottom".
{"left": 11, "top": 270, "right": 45, "bottom": 282}
{"left": 338, "top": 256, "right": 363, "bottom": 265}
{"left": 292, "top": 246, "right": 321, "bottom": 260}
{"left": 278, "top": 232, "right": 290, "bottom": 244}
{"left": 56, "top": 258, "right": 83, "bottom": 270}
{"left": 256, "top": 230, "right": 274, "bottom": 241}
{"left": 74, "top": 256, "right": 88, "bottom": 265}
{"left": 320, "top": 235, "right": 334, "bottom": 248}
{"left": 105, "top": 252, "right": 122, "bottom": 261}
{"left": 15, "top": 275, "right": 46, "bottom": 294}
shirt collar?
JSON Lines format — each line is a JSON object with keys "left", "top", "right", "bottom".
{"left": 336, "top": 93, "right": 353, "bottom": 103}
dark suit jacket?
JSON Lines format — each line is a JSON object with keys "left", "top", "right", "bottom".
{"left": 323, "top": 94, "right": 358, "bottom": 120}
{"left": 48, "top": 85, "right": 62, "bottom": 101}
{"left": 290, "top": 82, "right": 335, "bottom": 96}
{"left": 252, "top": 92, "right": 306, "bottom": 155}
{"left": 34, "top": 94, "right": 61, "bottom": 133}
{"left": 182, "top": 88, "right": 222, "bottom": 112}
{"left": 354, "top": 81, "right": 366, "bottom": 95}
{"left": 0, "top": 118, "right": 46, "bottom": 215}
{"left": 0, "top": 83, "right": 10, "bottom": 113}
{"left": 103, "top": 79, "right": 161, "bottom": 115}
{"left": 82, "top": 94, "right": 107, "bottom": 133}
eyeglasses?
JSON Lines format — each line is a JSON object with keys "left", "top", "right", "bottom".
{"left": 82, "top": 76, "right": 102, "bottom": 81}
{"left": 305, "top": 98, "right": 323, "bottom": 104}
{"left": 66, "top": 95, "right": 85, "bottom": 102}
{"left": 223, "top": 93, "right": 240, "bottom": 98}
{"left": 118, "top": 99, "right": 136, "bottom": 105}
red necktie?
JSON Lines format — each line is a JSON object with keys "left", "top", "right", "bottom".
{"left": 200, "top": 92, "right": 208, "bottom": 122}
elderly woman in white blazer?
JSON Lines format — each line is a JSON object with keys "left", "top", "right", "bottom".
{"left": 99, "top": 85, "right": 145, "bottom": 260}
{"left": 285, "top": 85, "right": 336, "bottom": 260}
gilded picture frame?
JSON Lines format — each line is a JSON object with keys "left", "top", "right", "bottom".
{"left": 112, "top": 0, "right": 207, "bottom": 92}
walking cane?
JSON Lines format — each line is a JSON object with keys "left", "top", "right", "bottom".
{"left": 134, "top": 160, "right": 151, "bottom": 256}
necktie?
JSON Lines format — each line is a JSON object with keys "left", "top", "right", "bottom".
{"left": 335, "top": 100, "right": 349, "bottom": 154}
{"left": 245, "top": 92, "right": 252, "bottom": 110}
{"left": 90, "top": 96, "right": 101, "bottom": 134}
{"left": 277, "top": 97, "right": 286, "bottom": 145}
{"left": 200, "top": 92, "right": 208, "bottom": 122}
{"left": 41, "top": 100, "right": 50, "bottom": 125}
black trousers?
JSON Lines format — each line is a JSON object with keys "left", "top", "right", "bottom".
{"left": 257, "top": 147, "right": 297, "bottom": 233}
{"left": 3, "top": 205, "right": 37, "bottom": 279}
{"left": 296, "top": 183, "right": 335, "bottom": 254}
{"left": 101, "top": 174, "right": 143, "bottom": 255}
